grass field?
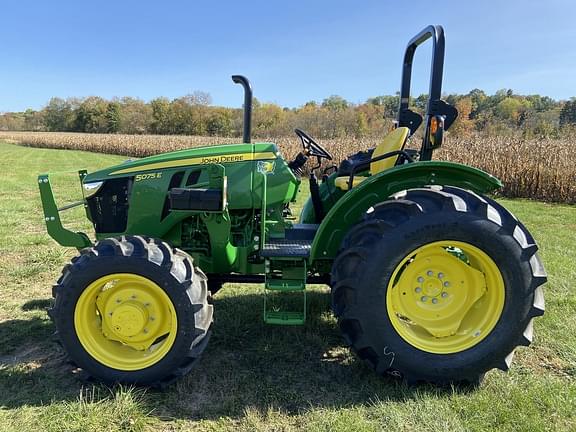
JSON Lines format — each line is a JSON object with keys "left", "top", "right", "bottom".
{"left": 0, "top": 141, "right": 575, "bottom": 431}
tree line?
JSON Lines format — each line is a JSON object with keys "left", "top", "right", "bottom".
{"left": 1, "top": 89, "right": 575, "bottom": 139}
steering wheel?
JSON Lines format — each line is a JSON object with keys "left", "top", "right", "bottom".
{"left": 294, "top": 128, "right": 333, "bottom": 160}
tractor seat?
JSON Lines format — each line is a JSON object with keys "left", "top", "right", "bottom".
{"left": 334, "top": 127, "right": 410, "bottom": 190}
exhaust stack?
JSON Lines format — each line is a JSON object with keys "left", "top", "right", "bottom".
{"left": 231, "top": 75, "right": 252, "bottom": 144}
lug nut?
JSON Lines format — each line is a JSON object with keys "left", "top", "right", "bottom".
{"left": 143, "top": 328, "right": 149, "bottom": 334}
{"left": 421, "top": 296, "right": 428, "bottom": 302}
{"left": 150, "top": 316, "right": 155, "bottom": 321}
{"left": 441, "top": 292, "right": 448, "bottom": 298}
{"left": 438, "top": 272, "right": 444, "bottom": 279}
{"left": 427, "top": 270, "right": 434, "bottom": 276}
{"left": 417, "top": 277, "right": 424, "bottom": 283}
{"left": 415, "top": 287, "right": 422, "bottom": 293}
{"left": 443, "top": 281, "right": 450, "bottom": 287}
{"left": 432, "top": 298, "right": 438, "bottom": 304}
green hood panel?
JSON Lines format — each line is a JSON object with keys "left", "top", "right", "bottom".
{"left": 80, "top": 141, "right": 300, "bottom": 242}
{"left": 84, "top": 142, "right": 278, "bottom": 182}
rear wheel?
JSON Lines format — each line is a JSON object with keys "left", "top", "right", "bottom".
{"left": 49, "top": 236, "right": 213, "bottom": 386}
{"left": 331, "top": 186, "right": 546, "bottom": 385}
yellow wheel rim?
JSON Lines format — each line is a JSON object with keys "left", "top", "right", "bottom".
{"left": 386, "top": 241, "right": 505, "bottom": 354}
{"left": 74, "top": 273, "right": 177, "bottom": 371}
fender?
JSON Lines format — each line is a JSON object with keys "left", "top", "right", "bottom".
{"left": 309, "top": 161, "right": 502, "bottom": 263}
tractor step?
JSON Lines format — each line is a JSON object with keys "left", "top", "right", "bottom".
{"left": 265, "top": 278, "right": 305, "bottom": 291}
{"left": 261, "top": 239, "right": 312, "bottom": 258}
{"left": 263, "top": 258, "right": 307, "bottom": 325}
{"left": 264, "top": 310, "right": 306, "bottom": 325}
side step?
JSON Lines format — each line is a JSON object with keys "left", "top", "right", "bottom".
{"left": 261, "top": 239, "right": 311, "bottom": 258}
{"left": 264, "top": 258, "right": 307, "bottom": 325}
{"left": 264, "top": 310, "right": 306, "bottom": 325}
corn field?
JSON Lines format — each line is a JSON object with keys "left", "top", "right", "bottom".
{"left": 0, "top": 131, "right": 573, "bottom": 204}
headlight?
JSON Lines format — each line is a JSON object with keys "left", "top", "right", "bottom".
{"left": 83, "top": 181, "right": 103, "bottom": 198}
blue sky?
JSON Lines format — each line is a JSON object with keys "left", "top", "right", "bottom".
{"left": 1, "top": 0, "right": 575, "bottom": 112}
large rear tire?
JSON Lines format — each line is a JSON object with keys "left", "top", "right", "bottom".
{"left": 331, "top": 186, "right": 546, "bottom": 385}
{"left": 49, "top": 236, "right": 213, "bottom": 386}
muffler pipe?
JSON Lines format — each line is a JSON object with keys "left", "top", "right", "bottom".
{"left": 231, "top": 75, "right": 252, "bottom": 143}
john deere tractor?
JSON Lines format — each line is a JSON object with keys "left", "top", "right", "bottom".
{"left": 39, "top": 26, "right": 546, "bottom": 386}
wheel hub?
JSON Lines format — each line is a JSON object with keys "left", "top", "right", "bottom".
{"left": 110, "top": 301, "right": 149, "bottom": 337}
{"left": 95, "top": 282, "right": 172, "bottom": 351}
{"left": 387, "top": 241, "right": 505, "bottom": 353}
{"left": 422, "top": 276, "right": 442, "bottom": 298}
{"left": 74, "top": 273, "right": 178, "bottom": 370}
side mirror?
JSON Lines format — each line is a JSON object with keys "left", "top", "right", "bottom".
{"left": 429, "top": 115, "right": 445, "bottom": 149}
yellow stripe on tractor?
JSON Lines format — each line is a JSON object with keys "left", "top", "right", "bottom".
{"left": 109, "top": 151, "right": 277, "bottom": 175}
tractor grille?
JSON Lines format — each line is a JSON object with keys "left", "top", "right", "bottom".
{"left": 86, "top": 177, "right": 133, "bottom": 233}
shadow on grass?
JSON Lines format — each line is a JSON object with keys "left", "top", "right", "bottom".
{"left": 21, "top": 298, "right": 53, "bottom": 311}
{"left": 0, "top": 317, "right": 83, "bottom": 408}
{"left": 143, "top": 290, "right": 469, "bottom": 420}
{"left": 0, "top": 291, "right": 467, "bottom": 418}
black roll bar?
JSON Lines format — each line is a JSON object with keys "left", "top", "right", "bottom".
{"left": 397, "top": 25, "right": 457, "bottom": 161}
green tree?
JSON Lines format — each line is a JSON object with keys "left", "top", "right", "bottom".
{"left": 118, "top": 97, "right": 152, "bottom": 134}
{"left": 366, "top": 95, "right": 399, "bottom": 118}
{"left": 495, "top": 97, "right": 531, "bottom": 125}
{"left": 150, "top": 97, "right": 171, "bottom": 134}
{"left": 322, "top": 95, "right": 349, "bottom": 111}
{"left": 206, "top": 108, "right": 233, "bottom": 136}
{"left": 467, "top": 89, "right": 487, "bottom": 118}
{"left": 559, "top": 99, "right": 576, "bottom": 126}
{"left": 44, "top": 97, "right": 74, "bottom": 131}
{"left": 105, "top": 102, "right": 121, "bottom": 133}
{"left": 355, "top": 111, "right": 368, "bottom": 137}
{"left": 75, "top": 97, "right": 108, "bottom": 133}
{"left": 414, "top": 94, "right": 428, "bottom": 112}
{"left": 254, "top": 103, "right": 284, "bottom": 135}
{"left": 526, "top": 95, "right": 557, "bottom": 112}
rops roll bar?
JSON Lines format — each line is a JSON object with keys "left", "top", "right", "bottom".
{"left": 397, "top": 25, "right": 458, "bottom": 161}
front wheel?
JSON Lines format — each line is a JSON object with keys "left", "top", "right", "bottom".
{"left": 49, "top": 236, "right": 213, "bottom": 386}
{"left": 331, "top": 186, "right": 546, "bottom": 385}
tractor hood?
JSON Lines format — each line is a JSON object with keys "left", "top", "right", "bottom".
{"left": 83, "top": 142, "right": 279, "bottom": 182}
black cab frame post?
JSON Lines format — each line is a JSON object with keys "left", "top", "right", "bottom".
{"left": 397, "top": 25, "right": 457, "bottom": 161}
{"left": 232, "top": 75, "right": 252, "bottom": 144}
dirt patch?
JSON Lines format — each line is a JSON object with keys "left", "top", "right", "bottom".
{"left": 517, "top": 347, "right": 574, "bottom": 379}
{"left": 0, "top": 343, "right": 63, "bottom": 370}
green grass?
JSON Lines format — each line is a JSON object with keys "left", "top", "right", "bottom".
{"left": 0, "top": 141, "right": 574, "bottom": 432}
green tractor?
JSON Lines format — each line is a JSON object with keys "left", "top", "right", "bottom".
{"left": 39, "top": 25, "right": 546, "bottom": 386}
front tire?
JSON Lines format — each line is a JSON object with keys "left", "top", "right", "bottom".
{"left": 331, "top": 186, "right": 546, "bottom": 385}
{"left": 49, "top": 236, "right": 213, "bottom": 386}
